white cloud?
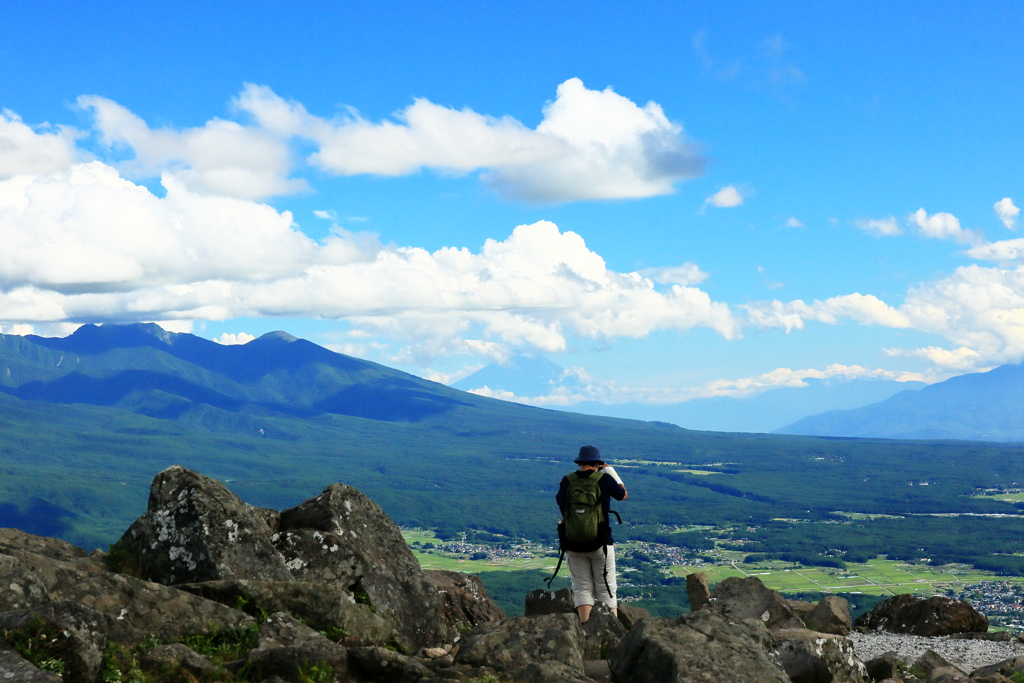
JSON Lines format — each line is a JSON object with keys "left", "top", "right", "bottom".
{"left": 855, "top": 216, "right": 902, "bottom": 237}
{"left": 236, "top": 78, "right": 704, "bottom": 203}
{"left": 786, "top": 217, "right": 803, "bottom": 227}
{"left": 0, "top": 161, "right": 739, "bottom": 359}
{"left": 461, "top": 362, "right": 925, "bottom": 408}
{"left": 214, "top": 332, "right": 256, "bottom": 345}
{"left": 0, "top": 112, "right": 81, "bottom": 182}
{"left": 639, "top": 263, "right": 709, "bottom": 285}
{"left": 883, "top": 346, "right": 982, "bottom": 371}
{"left": 77, "top": 95, "right": 308, "bottom": 200}
{"left": 313, "top": 210, "right": 336, "bottom": 220}
{"left": 909, "top": 208, "right": 983, "bottom": 245}
{"left": 966, "top": 238, "right": 1024, "bottom": 262}
{"left": 995, "top": 197, "right": 1020, "bottom": 230}
{"left": 704, "top": 185, "right": 743, "bottom": 208}
{"left": 745, "top": 293, "right": 911, "bottom": 333}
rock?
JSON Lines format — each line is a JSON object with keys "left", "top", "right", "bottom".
{"left": 0, "top": 528, "right": 89, "bottom": 563}
{"left": 116, "top": 465, "right": 292, "bottom": 585}
{"left": 854, "top": 593, "right": 987, "bottom": 636}
{"left": 278, "top": 483, "right": 451, "bottom": 651}
{"left": 246, "top": 640, "right": 352, "bottom": 683}
{"left": 0, "top": 600, "right": 144, "bottom": 683}
{"left": 805, "top": 595, "right": 852, "bottom": 635}
{"left": 772, "top": 628, "right": 868, "bottom": 683}
{"left": 254, "top": 507, "right": 281, "bottom": 533}
{"left": 453, "top": 613, "right": 586, "bottom": 678}
{"left": 139, "top": 643, "right": 217, "bottom": 677}
{"left": 509, "top": 660, "right": 593, "bottom": 682}
{"left": 913, "top": 649, "right": 962, "bottom": 678}
{"left": 973, "top": 674, "right": 1014, "bottom": 683}
{"left": 948, "top": 631, "right": 1012, "bottom": 641}
{"left": 271, "top": 529, "right": 362, "bottom": 585}
{"left": 787, "top": 599, "right": 817, "bottom": 625}
{"left": 864, "top": 651, "right": 901, "bottom": 681}
{"left": 0, "top": 642, "right": 62, "bottom": 683}
{"left": 254, "top": 612, "right": 328, "bottom": 650}
{"left": 425, "top": 570, "right": 505, "bottom": 634}
{"left": 0, "top": 548, "right": 254, "bottom": 640}
{"left": 524, "top": 588, "right": 575, "bottom": 616}
{"left": 348, "top": 646, "right": 432, "bottom": 682}
{"left": 616, "top": 603, "right": 651, "bottom": 631}
{"left": 930, "top": 667, "right": 971, "bottom": 683}
{"left": 422, "top": 647, "right": 448, "bottom": 659}
{"left": 970, "top": 655, "right": 1024, "bottom": 679}
{"left": 176, "top": 579, "right": 392, "bottom": 643}
{"left": 686, "top": 572, "right": 711, "bottom": 612}
{"left": 582, "top": 603, "right": 627, "bottom": 661}
{"left": 246, "top": 613, "right": 353, "bottom": 682}
{"left": 609, "top": 608, "right": 791, "bottom": 683}
{"left": 584, "top": 659, "right": 613, "bottom": 683}
{"left": 709, "top": 576, "right": 801, "bottom": 629}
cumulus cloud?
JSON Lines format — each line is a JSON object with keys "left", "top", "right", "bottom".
{"left": 855, "top": 216, "right": 902, "bottom": 237}
{"left": 236, "top": 78, "right": 704, "bottom": 202}
{"left": 639, "top": 263, "right": 709, "bottom": 285}
{"left": 214, "top": 332, "right": 256, "bottom": 345}
{"left": 77, "top": 95, "right": 308, "bottom": 200}
{"left": 704, "top": 185, "right": 743, "bottom": 208}
{"left": 0, "top": 112, "right": 80, "bottom": 180}
{"left": 0, "top": 161, "right": 739, "bottom": 359}
{"left": 909, "top": 208, "right": 983, "bottom": 245}
{"left": 995, "top": 197, "right": 1020, "bottom": 230}
{"left": 745, "top": 293, "right": 911, "bottom": 333}
{"left": 966, "top": 238, "right": 1024, "bottom": 262}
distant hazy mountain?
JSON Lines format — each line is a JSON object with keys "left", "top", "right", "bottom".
{"left": 776, "top": 363, "right": 1024, "bottom": 441}
{"left": 454, "top": 356, "right": 923, "bottom": 433}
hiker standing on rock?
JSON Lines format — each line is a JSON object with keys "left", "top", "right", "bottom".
{"left": 555, "top": 445, "right": 627, "bottom": 624}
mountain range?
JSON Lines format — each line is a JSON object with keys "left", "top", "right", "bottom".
{"left": 776, "top": 363, "right": 1024, "bottom": 441}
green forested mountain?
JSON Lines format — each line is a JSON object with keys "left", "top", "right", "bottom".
{"left": 3, "top": 323, "right": 1024, "bottom": 574}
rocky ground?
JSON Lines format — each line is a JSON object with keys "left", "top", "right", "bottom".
{"left": 1, "top": 464, "right": 1021, "bottom": 683}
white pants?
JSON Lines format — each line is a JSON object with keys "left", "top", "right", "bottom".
{"left": 566, "top": 546, "right": 617, "bottom": 609}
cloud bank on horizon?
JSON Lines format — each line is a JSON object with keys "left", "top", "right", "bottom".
{"left": 2, "top": 81, "right": 1024, "bottom": 405}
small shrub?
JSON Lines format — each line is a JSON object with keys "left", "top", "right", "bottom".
{"left": 3, "top": 619, "right": 66, "bottom": 675}
{"left": 106, "top": 540, "right": 145, "bottom": 579}
{"left": 298, "top": 662, "right": 333, "bottom": 683}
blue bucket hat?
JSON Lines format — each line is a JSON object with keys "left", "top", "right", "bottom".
{"left": 574, "top": 445, "right": 603, "bottom": 464}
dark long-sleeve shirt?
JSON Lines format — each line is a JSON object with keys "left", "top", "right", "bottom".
{"left": 556, "top": 469, "right": 626, "bottom": 546}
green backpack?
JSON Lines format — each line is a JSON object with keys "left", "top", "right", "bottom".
{"left": 563, "top": 470, "right": 606, "bottom": 545}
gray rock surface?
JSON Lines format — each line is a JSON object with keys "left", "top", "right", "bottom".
{"left": 609, "top": 608, "right": 791, "bottom": 683}
{"left": 349, "top": 646, "right": 432, "bottom": 682}
{"left": 271, "top": 528, "right": 362, "bottom": 585}
{"left": 425, "top": 569, "right": 505, "bottom": 635}
{"left": 454, "top": 613, "right": 586, "bottom": 678}
{"left": 139, "top": 643, "right": 217, "bottom": 677}
{"left": 278, "top": 483, "right": 451, "bottom": 651}
{"left": 0, "top": 642, "right": 62, "bottom": 683}
{"left": 806, "top": 595, "right": 852, "bottom": 636}
{"left": 176, "top": 579, "right": 391, "bottom": 642}
{"left": 524, "top": 588, "right": 575, "bottom": 616}
{"left": 582, "top": 603, "right": 626, "bottom": 661}
{"left": 787, "top": 599, "right": 816, "bottom": 625}
{"left": 246, "top": 612, "right": 353, "bottom": 682}
{"left": 117, "top": 465, "right": 293, "bottom": 585}
{"left": 509, "top": 660, "right": 594, "bottom": 682}
{"left": 617, "top": 603, "right": 651, "bottom": 631}
{"left": 0, "top": 545, "right": 254, "bottom": 640}
{"left": 709, "top": 576, "right": 801, "bottom": 630}
{"left": 772, "top": 627, "right": 868, "bottom": 683}
{"left": 849, "top": 632, "right": 1024, "bottom": 672}
{"left": 863, "top": 651, "right": 901, "bottom": 681}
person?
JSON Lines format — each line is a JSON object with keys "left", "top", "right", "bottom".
{"left": 555, "top": 445, "right": 627, "bottom": 624}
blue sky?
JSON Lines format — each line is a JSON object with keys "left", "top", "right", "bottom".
{"left": 2, "top": 1, "right": 1023, "bottom": 409}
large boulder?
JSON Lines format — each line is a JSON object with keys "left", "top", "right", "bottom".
{"left": 709, "top": 576, "right": 803, "bottom": 629}
{"left": 115, "top": 465, "right": 293, "bottom": 585}
{"left": 524, "top": 588, "right": 575, "bottom": 616}
{"left": 425, "top": 569, "right": 505, "bottom": 634}
{"left": 271, "top": 528, "right": 362, "bottom": 585}
{"left": 348, "top": 646, "right": 432, "bottom": 682}
{"left": 609, "top": 608, "right": 791, "bottom": 683}
{"left": 176, "top": 579, "right": 392, "bottom": 643}
{"left": 277, "top": 483, "right": 451, "bottom": 651}
{"left": 617, "top": 603, "right": 652, "bottom": 630}
{"left": 139, "top": 644, "right": 217, "bottom": 679}
{"left": 0, "top": 600, "right": 144, "bottom": 683}
{"left": 453, "top": 613, "right": 586, "bottom": 679}
{"left": 854, "top": 593, "right": 987, "bottom": 636}
{"left": 805, "top": 595, "right": 852, "bottom": 635}
{"left": 772, "top": 628, "right": 868, "bottom": 683}
{"left": 0, "top": 528, "right": 89, "bottom": 563}
{"left": 971, "top": 656, "right": 1024, "bottom": 679}
{"left": 0, "top": 542, "right": 254, "bottom": 640}
{"left": 244, "top": 612, "right": 353, "bottom": 683}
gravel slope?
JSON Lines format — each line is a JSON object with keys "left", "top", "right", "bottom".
{"left": 850, "top": 633, "right": 1024, "bottom": 673}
